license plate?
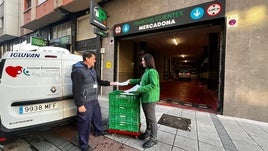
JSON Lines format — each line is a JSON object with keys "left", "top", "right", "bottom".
{"left": 19, "top": 102, "right": 58, "bottom": 114}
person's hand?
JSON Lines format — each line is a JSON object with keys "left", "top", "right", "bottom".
{"left": 110, "top": 82, "right": 117, "bottom": 86}
{"left": 78, "top": 105, "right": 86, "bottom": 113}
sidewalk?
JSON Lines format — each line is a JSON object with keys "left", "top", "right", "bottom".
{"left": 1, "top": 96, "right": 267, "bottom": 151}
{"left": 98, "top": 95, "right": 268, "bottom": 151}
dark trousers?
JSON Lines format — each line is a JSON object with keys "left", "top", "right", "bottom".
{"left": 77, "top": 100, "right": 103, "bottom": 150}
{"left": 142, "top": 102, "right": 157, "bottom": 140}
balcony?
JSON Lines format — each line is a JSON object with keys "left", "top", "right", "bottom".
{"left": 22, "top": 0, "right": 102, "bottom": 31}
{"left": 22, "top": 0, "right": 64, "bottom": 30}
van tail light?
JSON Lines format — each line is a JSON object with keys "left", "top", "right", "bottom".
{"left": 0, "top": 137, "right": 6, "bottom": 142}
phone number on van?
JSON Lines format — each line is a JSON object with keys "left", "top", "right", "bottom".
{"left": 19, "top": 102, "right": 58, "bottom": 114}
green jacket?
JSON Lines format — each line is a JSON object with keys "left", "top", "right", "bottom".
{"left": 129, "top": 68, "right": 160, "bottom": 103}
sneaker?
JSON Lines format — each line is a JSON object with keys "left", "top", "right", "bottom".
{"left": 81, "top": 145, "right": 92, "bottom": 151}
{"left": 142, "top": 139, "right": 158, "bottom": 148}
{"left": 138, "top": 133, "right": 149, "bottom": 140}
{"left": 81, "top": 148, "right": 91, "bottom": 151}
{"left": 94, "top": 130, "right": 108, "bottom": 137}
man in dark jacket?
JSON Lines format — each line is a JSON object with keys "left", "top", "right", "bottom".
{"left": 71, "top": 51, "right": 114, "bottom": 151}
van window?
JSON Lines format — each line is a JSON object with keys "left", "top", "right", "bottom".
{"left": 0, "top": 59, "right": 5, "bottom": 79}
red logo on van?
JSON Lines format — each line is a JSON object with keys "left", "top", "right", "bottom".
{"left": 5, "top": 66, "right": 23, "bottom": 77}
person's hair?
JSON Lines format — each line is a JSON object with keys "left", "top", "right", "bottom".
{"left": 142, "top": 54, "right": 156, "bottom": 69}
{"left": 82, "top": 51, "right": 96, "bottom": 61}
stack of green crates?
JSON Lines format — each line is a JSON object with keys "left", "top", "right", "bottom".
{"left": 109, "top": 90, "right": 140, "bottom": 132}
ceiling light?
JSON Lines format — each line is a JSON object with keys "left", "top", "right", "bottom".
{"left": 173, "top": 38, "right": 179, "bottom": 45}
{"left": 177, "top": 54, "right": 187, "bottom": 58}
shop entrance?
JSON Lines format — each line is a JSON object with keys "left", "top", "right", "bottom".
{"left": 116, "top": 19, "right": 225, "bottom": 113}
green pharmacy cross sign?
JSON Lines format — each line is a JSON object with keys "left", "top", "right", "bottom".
{"left": 90, "top": 1, "right": 107, "bottom": 31}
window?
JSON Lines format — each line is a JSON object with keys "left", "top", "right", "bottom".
{"left": 37, "top": 0, "right": 47, "bottom": 5}
{"left": 0, "top": 17, "right": 3, "bottom": 28}
{"left": 52, "top": 22, "right": 71, "bottom": 38}
{"left": 0, "top": 46, "right": 3, "bottom": 58}
{"left": 25, "top": 0, "right": 31, "bottom": 10}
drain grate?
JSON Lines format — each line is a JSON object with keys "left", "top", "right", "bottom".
{"left": 158, "top": 114, "right": 191, "bottom": 131}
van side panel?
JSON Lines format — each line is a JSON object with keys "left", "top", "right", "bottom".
{"left": 61, "top": 54, "right": 81, "bottom": 118}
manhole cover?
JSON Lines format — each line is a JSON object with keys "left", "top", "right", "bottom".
{"left": 158, "top": 114, "right": 191, "bottom": 131}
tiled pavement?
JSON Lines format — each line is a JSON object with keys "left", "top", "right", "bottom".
{"left": 1, "top": 95, "right": 268, "bottom": 151}
{"left": 98, "top": 95, "right": 268, "bottom": 151}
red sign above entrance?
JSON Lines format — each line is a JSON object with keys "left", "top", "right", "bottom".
{"left": 207, "top": 3, "right": 222, "bottom": 16}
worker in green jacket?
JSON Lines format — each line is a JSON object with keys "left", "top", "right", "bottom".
{"left": 128, "top": 53, "right": 160, "bottom": 149}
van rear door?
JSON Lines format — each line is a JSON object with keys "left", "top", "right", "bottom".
{"left": 0, "top": 51, "right": 64, "bottom": 129}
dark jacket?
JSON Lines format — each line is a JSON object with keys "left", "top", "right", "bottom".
{"left": 71, "top": 61, "right": 110, "bottom": 107}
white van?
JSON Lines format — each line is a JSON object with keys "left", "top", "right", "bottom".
{"left": 0, "top": 46, "right": 81, "bottom": 144}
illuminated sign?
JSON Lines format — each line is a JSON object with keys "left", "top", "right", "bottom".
{"left": 94, "top": 28, "right": 108, "bottom": 37}
{"left": 114, "top": 0, "right": 225, "bottom": 37}
{"left": 31, "top": 37, "right": 47, "bottom": 46}
{"left": 90, "top": 1, "right": 108, "bottom": 30}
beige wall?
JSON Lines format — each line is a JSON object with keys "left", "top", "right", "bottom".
{"left": 99, "top": 0, "right": 268, "bottom": 122}
{"left": 99, "top": 35, "right": 115, "bottom": 96}
{"left": 224, "top": 0, "right": 268, "bottom": 122}
{"left": 3, "top": 0, "right": 19, "bottom": 36}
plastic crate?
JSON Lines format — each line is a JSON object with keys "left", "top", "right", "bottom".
{"left": 109, "top": 113, "right": 140, "bottom": 123}
{"left": 108, "top": 90, "right": 140, "bottom": 133}
{"left": 109, "top": 90, "right": 140, "bottom": 114}
{"left": 109, "top": 121, "right": 140, "bottom": 132}
{"left": 109, "top": 106, "right": 139, "bottom": 115}
{"left": 109, "top": 90, "right": 139, "bottom": 107}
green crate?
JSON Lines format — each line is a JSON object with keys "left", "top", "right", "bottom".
{"left": 109, "top": 113, "right": 140, "bottom": 123}
{"left": 109, "top": 90, "right": 140, "bottom": 114}
{"left": 109, "top": 90, "right": 139, "bottom": 107}
{"left": 109, "top": 106, "right": 140, "bottom": 115}
{"left": 109, "top": 121, "right": 140, "bottom": 132}
{"left": 108, "top": 90, "right": 141, "bottom": 132}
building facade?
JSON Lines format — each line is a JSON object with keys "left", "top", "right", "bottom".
{"left": 0, "top": 0, "right": 19, "bottom": 56}
{"left": 0, "top": 0, "right": 267, "bottom": 122}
